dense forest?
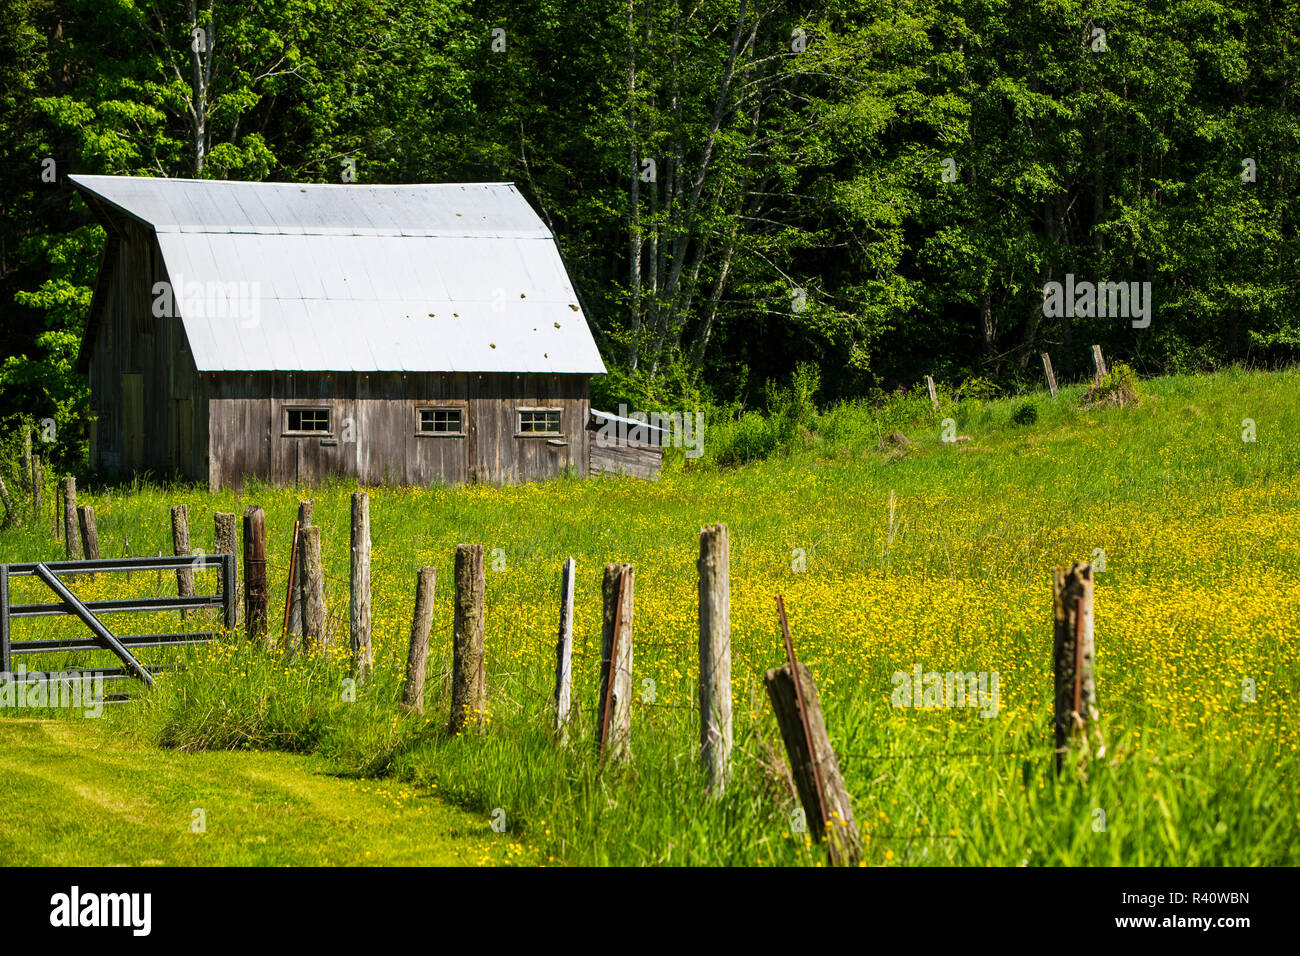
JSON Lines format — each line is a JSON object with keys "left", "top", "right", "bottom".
{"left": 1, "top": 0, "right": 1297, "bottom": 469}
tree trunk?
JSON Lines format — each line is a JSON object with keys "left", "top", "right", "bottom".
{"left": 626, "top": 0, "right": 642, "bottom": 368}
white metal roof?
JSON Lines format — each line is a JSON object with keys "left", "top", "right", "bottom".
{"left": 71, "top": 175, "right": 606, "bottom": 374}
{"left": 590, "top": 409, "right": 669, "bottom": 434}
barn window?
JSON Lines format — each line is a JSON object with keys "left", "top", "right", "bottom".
{"left": 285, "top": 407, "right": 331, "bottom": 435}
{"left": 417, "top": 407, "right": 464, "bottom": 435}
{"left": 518, "top": 408, "right": 563, "bottom": 436}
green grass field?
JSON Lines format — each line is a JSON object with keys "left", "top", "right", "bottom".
{"left": 2, "top": 366, "right": 1297, "bottom": 865}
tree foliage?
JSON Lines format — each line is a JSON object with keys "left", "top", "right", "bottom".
{"left": 2, "top": 0, "right": 1297, "bottom": 466}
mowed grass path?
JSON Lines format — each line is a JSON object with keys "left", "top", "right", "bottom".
{"left": 0, "top": 719, "right": 527, "bottom": 866}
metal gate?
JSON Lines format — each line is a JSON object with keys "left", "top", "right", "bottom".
{"left": 0, "top": 554, "right": 236, "bottom": 703}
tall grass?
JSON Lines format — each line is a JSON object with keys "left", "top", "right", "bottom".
{"left": 3, "top": 366, "right": 1298, "bottom": 865}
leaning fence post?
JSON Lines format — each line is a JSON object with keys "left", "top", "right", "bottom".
{"left": 401, "top": 567, "right": 436, "bottom": 714}
{"left": 1041, "top": 352, "right": 1059, "bottom": 398}
{"left": 77, "top": 505, "right": 100, "bottom": 576}
{"left": 925, "top": 375, "right": 939, "bottom": 411}
{"left": 242, "top": 506, "right": 268, "bottom": 643}
{"left": 554, "top": 557, "right": 575, "bottom": 742}
{"left": 214, "top": 512, "right": 237, "bottom": 604}
{"left": 699, "top": 523, "right": 732, "bottom": 793}
{"left": 764, "top": 596, "right": 861, "bottom": 865}
{"left": 1091, "top": 345, "right": 1108, "bottom": 383}
{"left": 301, "top": 526, "right": 327, "bottom": 652}
{"left": 287, "top": 500, "right": 313, "bottom": 641}
{"left": 60, "top": 477, "right": 78, "bottom": 560}
{"left": 597, "top": 563, "right": 634, "bottom": 761}
{"left": 171, "top": 504, "right": 193, "bottom": 617}
{"left": 1053, "top": 561, "right": 1098, "bottom": 775}
{"left": 350, "top": 491, "right": 372, "bottom": 682}
{"left": 449, "top": 544, "right": 486, "bottom": 734}
{"left": 764, "top": 660, "right": 861, "bottom": 865}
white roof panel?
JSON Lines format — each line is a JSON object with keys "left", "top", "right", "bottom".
{"left": 75, "top": 175, "right": 604, "bottom": 374}
{"left": 71, "top": 175, "right": 550, "bottom": 237}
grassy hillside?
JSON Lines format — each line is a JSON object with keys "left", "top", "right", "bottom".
{"left": 2, "top": 366, "right": 1297, "bottom": 865}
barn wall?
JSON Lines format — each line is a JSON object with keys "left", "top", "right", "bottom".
{"left": 207, "top": 372, "right": 590, "bottom": 490}
{"left": 85, "top": 214, "right": 206, "bottom": 482}
{"left": 589, "top": 438, "right": 662, "bottom": 480}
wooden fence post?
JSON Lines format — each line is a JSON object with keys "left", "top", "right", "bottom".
{"left": 0, "top": 477, "right": 15, "bottom": 531}
{"left": 31, "top": 453, "right": 41, "bottom": 524}
{"left": 60, "top": 477, "right": 78, "bottom": 560}
{"left": 764, "top": 596, "right": 861, "bottom": 865}
{"left": 242, "top": 506, "right": 268, "bottom": 644}
{"left": 77, "top": 505, "right": 100, "bottom": 576}
{"left": 1053, "top": 561, "right": 1098, "bottom": 775}
{"left": 449, "top": 544, "right": 486, "bottom": 734}
{"left": 597, "top": 563, "right": 634, "bottom": 761}
{"left": 287, "top": 500, "right": 313, "bottom": 640}
{"left": 214, "top": 512, "right": 237, "bottom": 610}
{"left": 925, "top": 375, "right": 939, "bottom": 410}
{"left": 1041, "top": 352, "right": 1058, "bottom": 397}
{"left": 554, "top": 557, "right": 575, "bottom": 742}
{"left": 350, "top": 491, "right": 372, "bottom": 681}
{"left": 300, "top": 525, "right": 326, "bottom": 652}
{"left": 171, "top": 505, "right": 193, "bottom": 617}
{"left": 764, "top": 660, "right": 861, "bottom": 865}
{"left": 1091, "top": 345, "right": 1108, "bottom": 382}
{"left": 698, "top": 523, "right": 732, "bottom": 793}
{"left": 21, "top": 427, "right": 31, "bottom": 495}
{"left": 400, "top": 567, "right": 436, "bottom": 714}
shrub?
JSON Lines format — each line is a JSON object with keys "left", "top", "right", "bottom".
{"left": 955, "top": 376, "right": 1000, "bottom": 402}
{"left": 1084, "top": 361, "right": 1141, "bottom": 408}
{"left": 1011, "top": 401, "right": 1039, "bottom": 425}
{"left": 709, "top": 410, "right": 781, "bottom": 467}
{"left": 767, "top": 362, "right": 820, "bottom": 444}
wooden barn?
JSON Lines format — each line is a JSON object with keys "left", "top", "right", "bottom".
{"left": 68, "top": 174, "right": 648, "bottom": 490}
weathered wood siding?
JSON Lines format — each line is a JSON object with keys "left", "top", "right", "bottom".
{"left": 588, "top": 436, "right": 662, "bottom": 480}
{"left": 207, "top": 372, "right": 590, "bottom": 490}
{"left": 84, "top": 211, "right": 207, "bottom": 481}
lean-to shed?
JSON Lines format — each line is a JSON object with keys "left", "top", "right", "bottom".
{"left": 70, "top": 174, "right": 611, "bottom": 489}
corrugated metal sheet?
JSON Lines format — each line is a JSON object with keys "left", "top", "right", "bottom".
{"left": 71, "top": 174, "right": 605, "bottom": 374}
{"left": 591, "top": 409, "right": 669, "bottom": 434}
